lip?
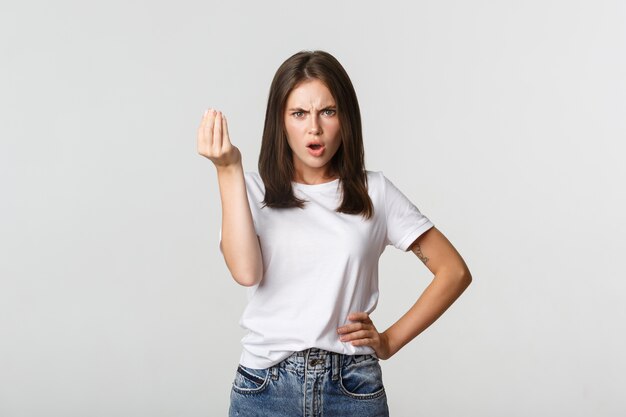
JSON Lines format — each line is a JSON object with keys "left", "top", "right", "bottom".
{"left": 307, "top": 145, "right": 325, "bottom": 157}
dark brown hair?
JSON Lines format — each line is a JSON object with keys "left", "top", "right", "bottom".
{"left": 258, "top": 50, "right": 374, "bottom": 219}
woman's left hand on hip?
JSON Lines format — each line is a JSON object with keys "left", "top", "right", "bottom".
{"left": 337, "top": 312, "right": 393, "bottom": 360}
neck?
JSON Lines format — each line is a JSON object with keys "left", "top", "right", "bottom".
{"left": 293, "top": 170, "right": 338, "bottom": 185}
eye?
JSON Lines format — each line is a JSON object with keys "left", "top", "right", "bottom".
{"left": 323, "top": 109, "right": 337, "bottom": 116}
{"left": 291, "top": 111, "right": 305, "bottom": 118}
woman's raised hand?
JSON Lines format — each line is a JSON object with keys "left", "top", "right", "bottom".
{"left": 197, "top": 108, "right": 241, "bottom": 169}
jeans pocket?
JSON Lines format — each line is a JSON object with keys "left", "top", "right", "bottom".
{"left": 339, "top": 355, "right": 386, "bottom": 399}
{"left": 232, "top": 364, "right": 271, "bottom": 395}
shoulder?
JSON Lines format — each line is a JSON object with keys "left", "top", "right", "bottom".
{"left": 371, "top": 170, "right": 414, "bottom": 206}
{"left": 363, "top": 170, "right": 387, "bottom": 203}
{"left": 365, "top": 169, "right": 384, "bottom": 184}
{"left": 365, "top": 169, "right": 390, "bottom": 192}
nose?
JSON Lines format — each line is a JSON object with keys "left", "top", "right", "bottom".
{"left": 309, "top": 115, "right": 322, "bottom": 135}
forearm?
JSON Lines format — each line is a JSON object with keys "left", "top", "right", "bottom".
{"left": 382, "top": 269, "right": 472, "bottom": 357}
{"left": 217, "top": 163, "right": 263, "bottom": 286}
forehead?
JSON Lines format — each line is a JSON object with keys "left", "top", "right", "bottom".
{"left": 286, "top": 79, "right": 335, "bottom": 106}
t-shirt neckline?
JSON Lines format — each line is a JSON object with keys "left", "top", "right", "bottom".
{"left": 291, "top": 178, "right": 340, "bottom": 191}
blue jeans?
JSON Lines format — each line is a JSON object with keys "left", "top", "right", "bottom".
{"left": 229, "top": 347, "right": 389, "bottom": 417}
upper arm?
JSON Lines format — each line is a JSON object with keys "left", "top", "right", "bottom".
{"left": 407, "top": 226, "right": 471, "bottom": 277}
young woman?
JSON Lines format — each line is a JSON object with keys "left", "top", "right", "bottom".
{"left": 197, "top": 50, "right": 472, "bottom": 416}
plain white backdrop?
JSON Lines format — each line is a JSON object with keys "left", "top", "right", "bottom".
{"left": 1, "top": 1, "right": 624, "bottom": 416}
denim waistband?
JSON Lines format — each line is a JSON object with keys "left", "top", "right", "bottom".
{"left": 271, "top": 347, "right": 377, "bottom": 381}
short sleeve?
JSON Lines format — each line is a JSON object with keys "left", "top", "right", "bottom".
{"left": 382, "top": 172, "right": 434, "bottom": 251}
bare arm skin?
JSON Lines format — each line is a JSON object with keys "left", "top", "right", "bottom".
{"left": 337, "top": 226, "right": 472, "bottom": 359}
{"left": 381, "top": 226, "right": 472, "bottom": 356}
{"left": 197, "top": 109, "right": 263, "bottom": 287}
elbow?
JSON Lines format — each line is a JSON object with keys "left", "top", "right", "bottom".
{"left": 232, "top": 264, "right": 264, "bottom": 287}
{"left": 221, "top": 243, "right": 264, "bottom": 287}
{"left": 459, "top": 270, "right": 472, "bottom": 288}
{"left": 234, "top": 274, "right": 262, "bottom": 287}
{"left": 441, "top": 267, "right": 472, "bottom": 288}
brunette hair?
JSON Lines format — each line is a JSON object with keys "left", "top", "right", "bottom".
{"left": 258, "top": 50, "right": 374, "bottom": 219}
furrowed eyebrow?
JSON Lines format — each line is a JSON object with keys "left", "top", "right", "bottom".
{"left": 287, "top": 106, "right": 337, "bottom": 112}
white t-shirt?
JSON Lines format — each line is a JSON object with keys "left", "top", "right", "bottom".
{"left": 219, "top": 170, "right": 434, "bottom": 369}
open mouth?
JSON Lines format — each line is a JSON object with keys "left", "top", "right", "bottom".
{"left": 306, "top": 143, "right": 325, "bottom": 156}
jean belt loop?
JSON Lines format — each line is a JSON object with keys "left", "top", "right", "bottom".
{"left": 332, "top": 352, "right": 340, "bottom": 381}
{"left": 270, "top": 364, "right": 278, "bottom": 380}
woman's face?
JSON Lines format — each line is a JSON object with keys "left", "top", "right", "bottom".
{"left": 283, "top": 78, "right": 341, "bottom": 181}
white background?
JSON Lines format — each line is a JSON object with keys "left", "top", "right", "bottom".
{"left": 1, "top": 1, "right": 624, "bottom": 416}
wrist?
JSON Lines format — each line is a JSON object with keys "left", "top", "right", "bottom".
{"left": 381, "top": 330, "right": 400, "bottom": 358}
{"left": 216, "top": 162, "right": 242, "bottom": 176}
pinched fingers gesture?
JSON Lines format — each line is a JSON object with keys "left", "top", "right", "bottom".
{"left": 197, "top": 108, "right": 241, "bottom": 168}
{"left": 336, "top": 312, "right": 393, "bottom": 360}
